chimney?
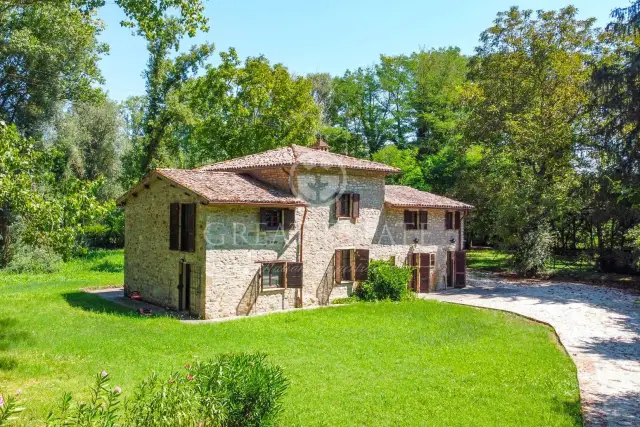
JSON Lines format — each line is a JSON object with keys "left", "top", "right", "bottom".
{"left": 311, "top": 138, "right": 330, "bottom": 152}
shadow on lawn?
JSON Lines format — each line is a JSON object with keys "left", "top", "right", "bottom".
{"left": 0, "top": 317, "right": 29, "bottom": 371}
{"left": 62, "top": 291, "right": 143, "bottom": 318}
{"left": 90, "top": 259, "right": 124, "bottom": 273}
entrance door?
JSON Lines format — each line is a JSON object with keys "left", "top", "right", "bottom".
{"left": 446, "top": 251, "right": 455, "bottom": 288}
{"left": 178, "top": 262, "right": 192, "bottom": 312}
{"left": 419, "top": 253, "right": 430, "bottom": 293}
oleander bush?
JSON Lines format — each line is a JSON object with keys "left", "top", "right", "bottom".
{"left": 45, "top": 353, "right": 288, "bottom": 427}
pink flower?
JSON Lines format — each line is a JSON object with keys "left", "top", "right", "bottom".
{"left": 0, "top": 395, "right": 4, "bottom": 408}
{"left": 16, "top": 389, "right": 22, "bottom": 396}
{"left": 186, "top": 374, "right": 194, "bottom": 381}
{"left": 113, "top": 386, "right": 121, "bottom": 394}
{"left": 101, "top": 370, "right": 108, "bottom": 378}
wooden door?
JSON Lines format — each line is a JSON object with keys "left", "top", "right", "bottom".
{"left": 446, "top": 251, "right": 455, "bottom": 288}
{"left": 419, "top": 253, "right": 430, "bottom": 293}
{"left": 178, "top": 261, "right": 192, "bottom": 312}
{"left": 455, "top": 251, "right": 467, "bottom": 288}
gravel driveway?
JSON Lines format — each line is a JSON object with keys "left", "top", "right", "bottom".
{"left": 421, "top": 274, "right": 640, "bottom": 427}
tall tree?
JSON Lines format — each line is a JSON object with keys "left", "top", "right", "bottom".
{"left": 175, "top": 48, "right": 320, "bottom": 166}
{"left": 464, "top": 6, "right": 598, "bottom": 273}
{"left": 0, "top": 0, "right": 107, "bottom": 135}
{"left": 410, "top": 48, "right": 467, "bottom": 155}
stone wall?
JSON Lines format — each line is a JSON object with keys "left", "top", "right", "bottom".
{"left": 203, "top": 205, "right": 301, "bottom": 319}
{"left": 201, "top": 170, "right": 465, "bottom": 318}
{"left": 123, "top": 177, "right": 206, "bottom": 316}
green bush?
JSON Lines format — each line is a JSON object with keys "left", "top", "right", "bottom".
{"left": 512, "top": 225, "right": 553, "bottom": 276}
{"left": 46, "top": 353, "right": 288, "bottom": 427}
{"left": 356, "top": 259, "right": 414, "bottom": 301}
{"left": 6, "top": 244, "right": 62, "bottom": 274}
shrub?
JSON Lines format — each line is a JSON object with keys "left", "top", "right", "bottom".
{"left": 512, "top": 225, "right": 553, "bottom": 276}
{"left": 356, "top": 259, "right": 413, "bottom": 301}
{"left": 0, "top": 391, "right": 24, "bottom": 425}
{"left": 46, "top": 353, "right": 288, "bottom": 427}
{"left": 6, "top": 244, "right": 62, "bottom": 274}
{"left": 46, "top": 371, "right": 121, "bottom": 426}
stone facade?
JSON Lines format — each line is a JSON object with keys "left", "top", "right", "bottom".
{"left": 123, "top": 167, "right": 465, "bottom": 320}
{"left": 123, "top": 176, "right": 206, "bottom": 317}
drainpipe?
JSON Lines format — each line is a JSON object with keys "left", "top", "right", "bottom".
{"left": 299, "top": 206, "right": 308, "bottom": 263}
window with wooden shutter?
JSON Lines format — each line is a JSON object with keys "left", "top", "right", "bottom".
{"left": 404, "top": 210, "right": 417, "bottom": 230}
{"left": 180, "top": 203, "right": 196, "bottom": 252}
{"left": 419, "top": 211, "right": 428, "bottom": 230}
{"left": 260, "top": 208, "right": 283, "bottom": 231}
{"left": 445, "top": 212, "right": 454, "bottom": 230}
{"left": 169, "top": 202, "right": 180, "bottom": 250}
{"left": 354, "top": 249, "right": 369, "bottom": 281}
{"left": 334, "top": 249, "right": 342, "bottom": 283}
{"left": 286, "top": 262, "right": 303, "bottom": 288}
{"left": 351, "top": 193, "right": 360, "bottom": 218}
{"left": 283, "top": 209, "right": 296, "bottom": 230}
{"left": 454, "top": 211, "right": 461, "bottom": 230}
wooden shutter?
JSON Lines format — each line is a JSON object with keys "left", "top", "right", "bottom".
{"left": 419, "top": 211, "right": 428, "bottom": 230}
{"left": 455, "top": 211, "right": 461, "bottom": 230}
{"left": 181, "top": 203, "right": 196, "bottom": 252}
{"left": 283, "top": 209, "right": 296, "bottom": 230}
{"left": 419, "top": 253, "right": 430, "bottom": 293}
{"left": 404, "top": 210, "right": 417, "bottom": 230}
{"left": 286, "top": 262, "right": 303, "bottom": 288}
{"left": 259, "top": 208, "right": 267, "bottom": 231}
{"left": 455, "top": 251, "right": 466, "bottom": 287}
{"left": 351, "top": 193, "right": 360, "bottom": 219}
{"left": 354, "top": 249, "right": 369, "bottom": 281}
{"left": 334, "top": 249, "right": 342, "bottom": 283}
{"left": 335, "top": 195, "right": 342, "bottom": 218}
{"left": 169, "top": 202, "right": 180, "bottom": 250}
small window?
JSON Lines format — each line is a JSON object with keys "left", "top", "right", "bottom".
{"left": 404, "top": 210, "right": 428, "bottom": 230}
{"left": 262, "top": 263, "right": 283, "bottom": 289}
{"left": 445, "top": 212, "right": 454, "bottom": 230}
{"left": 335, "top": 193, "right": 360, "bottom": 219}
{"left": 260, "top": 208, "right": 283, "bottom": 231}
{"left": 339, "top": 194, "right": 351, "bottom": 217}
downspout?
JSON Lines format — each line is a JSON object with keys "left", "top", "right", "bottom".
{"left": 299, "top": 206, "right": 308, "bottom": 263}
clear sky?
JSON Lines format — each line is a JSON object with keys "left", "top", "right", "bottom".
{"left": 98, "top": 0, "right": 617, "bottom": 101}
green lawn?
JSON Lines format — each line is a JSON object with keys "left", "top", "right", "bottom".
{"left": 467, "top": 248, "right": 598, "bottom": 275}
{"left": 0, "top": 250, "right": 581, "bottom": 426}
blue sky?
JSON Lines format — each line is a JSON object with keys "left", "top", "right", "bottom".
{"left": 98, "top": 0, "right": 617, "bottom": 101}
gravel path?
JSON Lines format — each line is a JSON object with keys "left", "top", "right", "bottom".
{"left": 421, "top": 274, "right": 640, "bottom": 427}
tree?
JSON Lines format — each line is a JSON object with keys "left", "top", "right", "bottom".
{"left": 372, "top": 145, "right": 424, "bottom": 189}
{"left": 463, "top": 6, "right": 598, "bottom": 272}
{"left": 410, "top": 48, "right": 467, "bottom": 155}
{"left": 48, "top": 100, "right": 126, "bottom": 200}
{"left": 0, "top": 1, "right": 108, "bottom": 135}
{"left": 175, "top": 49, "right": 320, "bottom": 166}
{"left": 588, "top": 1, "right": 640, "bottom": 269}
{"left": 0, "top": 122, "right": 104, "bottom": 263}
{"left": 329, "top": 66, "right": 395, "bottom": 155}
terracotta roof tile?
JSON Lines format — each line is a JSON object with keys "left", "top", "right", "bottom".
{"left": 198, "top": 144, "right": 400, "bottom": 174}
{"left": 385, "top": 185, "right": 473, "bottom": 210}
{"left": 118, "top": 169, "right": 305, "bottom": 206}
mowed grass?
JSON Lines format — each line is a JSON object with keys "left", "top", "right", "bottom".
{"left": 0, "top": 251, "right": 581, "bottom": 426}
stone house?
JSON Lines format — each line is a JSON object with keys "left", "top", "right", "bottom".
{"left": 117, "top": 142, "right": 473, "bottom": 319}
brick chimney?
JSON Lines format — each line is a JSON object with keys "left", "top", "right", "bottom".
{"left": 311, "top": 138, "right": 329, "bottom": 151}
